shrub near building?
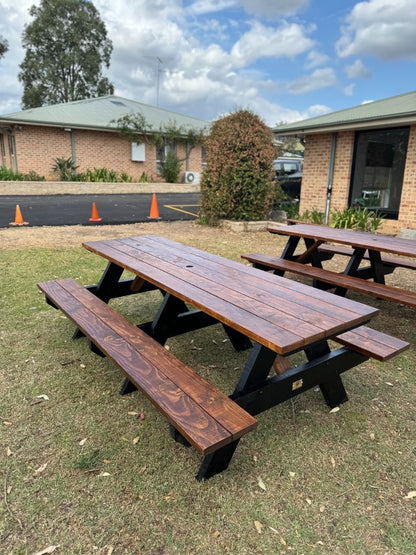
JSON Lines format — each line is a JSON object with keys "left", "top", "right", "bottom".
{"left": 200, "top": 110, "right": 275, "bottom": 224}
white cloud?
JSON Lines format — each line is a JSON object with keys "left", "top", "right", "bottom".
{"left": 188, "top": 0, "right": 236, "bottom": 16}
{"left": 344, "top": 83, "right": 355, "bottom": 96}
{"left": 231, "top": 21, "right": 315, "bottom": 66}
{"left": 0, "top": 0, "right": 327, "bottom": 128}
{"left": 240, "top": 0, "right": 310, "bottom": 18}
{"left": 286, "top": 68, "right": 337, "bottom": 94}
{"left": 344, "top": 59, "right": 371, "bottom": 79}
{"left": 188, "top": 0, "right": 309, "bottom": 18}
{"left": 336, "top": 0, "right": 416, "bottom": 60}
{"left": 305, "top": 50, "right": 330, "bottom": 69}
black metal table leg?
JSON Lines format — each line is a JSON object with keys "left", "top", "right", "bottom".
{"left": 232, "top": 343, "right": 278, "bottom": 395}
{"left": 334, "top": 247, "right": 366, "bottom": 296}
{"left": 74, "top": 262, "right": 125, "bottom": 339}
{"left": 196, "top": 440, "right": 240, "bottom": 481}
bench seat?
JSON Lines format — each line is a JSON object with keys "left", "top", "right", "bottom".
{"left": 38, "top": 278, "right": 257, "bottom": 479}
{"left": 317, "top": 244, "right": 416, "bottom": 271}
{"left": 334, "top": 326, "right": 409, "bottom": 361}
{"left": 242, "top": 253, "right": 416, "bottom": 309}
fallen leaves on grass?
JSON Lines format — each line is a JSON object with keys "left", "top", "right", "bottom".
{"left": 254, "top": 520, "right": 264, "bottom": 533}
{"left": 33, "top": 463, "right": 48, "bottom": 476}
{"left": 404, "top": 491, "right": 416, "bottom": 499}
{"left": 257, "top": 477, "right": 266, "bottom": 491}
{"left": 30, "top": 394, "right": 49, "bottom": 406}
{"left": 33, "top": 546, "right": 60, "bottom": 555}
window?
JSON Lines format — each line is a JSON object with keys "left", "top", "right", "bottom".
{"left": 156, "top": 140, "right": 176, "bottom": 174}
{"left": 0, "top": 134, "right": 6, "bottom": 166}
{"left": 201, "top": 146, "right": 207, "bottom": 168}
{"left": 349, "top": 127, "right": 409, "bottom": 219}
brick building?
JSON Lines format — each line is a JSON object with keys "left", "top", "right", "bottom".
{"left": 0, "top": 95, "right": 208, "bottom": 183}
{"left": 274, "top": 91, "right": 416, "bottom": 236}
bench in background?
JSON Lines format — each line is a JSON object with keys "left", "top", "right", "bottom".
{"left": 242, "top": 253, "right": 416, "bottom": 310}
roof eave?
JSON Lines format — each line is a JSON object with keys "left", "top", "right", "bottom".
{"left": 0, "top": 118, "right": 206, "bottom": 137}
{"left": 274, "top": 114, "right": 416, "bottom": 137}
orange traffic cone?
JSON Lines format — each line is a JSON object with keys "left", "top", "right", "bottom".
{"left": 89, "top": 202, "right": 102, "bottom": 222}
{"left": 148, "top": 193, "right": 160, "bottom": 219}
{"left": 10, "top": 204, "right": 29, "bottom": 226}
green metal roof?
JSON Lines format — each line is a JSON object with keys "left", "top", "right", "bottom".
{"left": 274, "top": 90, "right": 416, "bottom": 135}
{"left": 0, "top": 95, "right": 209, "bottom": 132}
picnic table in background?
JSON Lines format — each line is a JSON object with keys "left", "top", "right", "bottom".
{"left": 243, "top": 223, "right": 416, "bottom": 309}
{"left": 38, "top": 235, "right": 409, "bottom": 480}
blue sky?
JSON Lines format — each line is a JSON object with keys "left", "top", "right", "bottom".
{"left": 1, "top": 0, "right": 415, "bottom": 125}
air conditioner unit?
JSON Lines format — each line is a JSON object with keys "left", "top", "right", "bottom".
{"left": 184, "top": 171, "right": 200, "bottom": 184}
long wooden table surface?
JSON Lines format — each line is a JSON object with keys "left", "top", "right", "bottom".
{"left": 268, "top": 223, "right": 416, "bottom": 258}
{"left": 83, "top": 235, "right": 378, "bottom": 355}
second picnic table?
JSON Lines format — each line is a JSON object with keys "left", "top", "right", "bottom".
{"left": 243, "top": 223, "right": 416, "bottom": 308}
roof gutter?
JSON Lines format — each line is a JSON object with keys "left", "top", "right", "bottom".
{"left": 274, "top": 115, "right": 416, "bottom": 137}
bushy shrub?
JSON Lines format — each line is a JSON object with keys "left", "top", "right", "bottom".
{"left": 51, "top": 157, "right": 78, "bottom": 181}
{"left": 0, "top": 166, "right": 44, "bottom": 181}
{"left": 161, "top": 150, "right": 181, "bottom": 183}
{"left": 200, "top": 109, "right": 275, "bottom": 223}
{"left": 331, "top": 206, "right": 382, "bottom": 233}
{"left": 300, "top": 208, "right": 325, "bottom": 224}
{"left": 139, "top": 171, "right": 151, "bottom": 183}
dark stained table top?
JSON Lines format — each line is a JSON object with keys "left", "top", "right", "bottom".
{"left": 268, "top": 223, "right": 416, "bottom": 258}
{"left": 83, "top": 235, "right": 379, "bottom": 355}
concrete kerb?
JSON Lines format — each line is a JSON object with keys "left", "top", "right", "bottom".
{"left": 0, "top": 180, "right": 200, "bottom": 196}
{"left": 219, "top": 220, "right": 286, "bottom": 232}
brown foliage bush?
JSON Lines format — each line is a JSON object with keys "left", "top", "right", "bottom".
{"left": 200, "top": 109, "right": 275, "bottom": 223}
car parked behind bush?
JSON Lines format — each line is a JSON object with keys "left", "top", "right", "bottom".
{"left": 273, "top": 158, "right": 302, "bottom": 199}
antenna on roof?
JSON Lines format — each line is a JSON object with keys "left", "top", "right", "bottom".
{"left": 144, "top": 56, "right": 172, "bottom": 107}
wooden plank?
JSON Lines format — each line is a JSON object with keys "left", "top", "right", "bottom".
{"left": 318, "top": 244, "right": 416, "bottom": 270}
{"left": 148, "top": 235, "right": 377, "bottom": 320}
{"left": 335, "top": 326, "right": 409, "bottom": 361}
{"left": 268, "top": 224, "right": 416, "bottom": 258}
{"left": 243, "top": 254, "right": 416, "bottom": 308}
{"left": 116, "top": 239, "right": 323, "bottom": 341}
{"left": 38, "top": 279, "right": 257, "bottom": 454}
{"left": 59, "top": 278, "right": 257, "bottom": 441}
{"left": 121, "top": 237, "right": 349, "bottom": 335}
{"left": 133, "top": 237, "right": 375, "bottom": 336}
{"left": 83, "top": 240, "right": 310, "bottom": 354}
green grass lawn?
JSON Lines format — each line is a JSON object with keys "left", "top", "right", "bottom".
{"left": 1, "top": 226, "right": 415, "bottom": 554}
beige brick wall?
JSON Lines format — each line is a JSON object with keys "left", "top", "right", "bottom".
{"left": 300, "top": 126, "right": 416, "bottom": 233}
{"left": 398, "top": 124, "right": 416, "bottom": 231}
{"left": 9, "top": 125, "right": 203, "bottom": 182}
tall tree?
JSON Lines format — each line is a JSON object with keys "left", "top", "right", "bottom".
{"left": 19, "top": 0, "right": 114, "bottom": 108}
{"left": 0, "top": 36, "right": 8, "bottom": 59}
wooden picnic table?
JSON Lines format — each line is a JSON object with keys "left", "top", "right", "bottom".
{"left": 243, "top": 224, "right": 416, "bottom": 308}
{"left": 38, "top": 235, "right": 409, "bottom": 479}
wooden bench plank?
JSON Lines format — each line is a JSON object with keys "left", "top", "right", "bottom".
{"left": 335, "top": 326, "right": 409, "bottom": 361}
{"left": 242, "top": 253, "right": 416, "bottom": 308}
{"left": 318, "top": 244, "right": 416, "bottom": 271}
{"left": 38, "top": 278, "right": 257, "bottom": 456}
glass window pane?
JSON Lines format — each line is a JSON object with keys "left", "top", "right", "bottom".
{"left": 349, "top": 127, "right": 409, "bottom": 219}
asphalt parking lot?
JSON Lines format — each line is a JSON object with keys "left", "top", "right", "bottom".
{"left": 1, "top": 192, "right": 200, "bottom": 227}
